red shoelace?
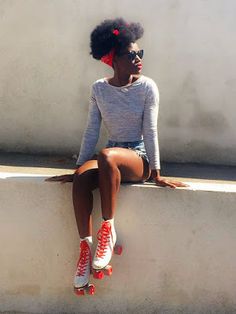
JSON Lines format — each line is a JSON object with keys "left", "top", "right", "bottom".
{"left": 76, "top": 241, "right": 91, "bottom": 277}
{"left": 96, "top": 221, "right": 112, "bottom": 258}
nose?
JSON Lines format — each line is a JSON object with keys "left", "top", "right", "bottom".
{"left": 134, "top": 54, "right": 141, "bottom": 63}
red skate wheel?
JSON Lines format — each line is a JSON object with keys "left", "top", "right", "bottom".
{"left": 74, "top": 287, "right": 85, "bottom": 296}
{"left": 104, "top": 265, "right": 112, "bottom": 276}
{"left": 88, "top": 284, "right": 95, "bottom": 295}
{"left": 114, "top": 245, "right": 122, "bottom": 255}
{"left": 93, "top": 270, "right": 104, "bottom": 279}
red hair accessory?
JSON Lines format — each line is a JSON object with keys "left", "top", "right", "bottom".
{"left": 101, "top": 48, "right": 115, "bottom": 67}
{"left": 113, "top": 29, "right": 119, "bottom": 36}
{"left": 100, "top": 29, "right": 119, "bottom": 67}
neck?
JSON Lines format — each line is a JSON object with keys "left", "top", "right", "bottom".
{"left": 112, "top": 72, "right": 133, "bottom": 87}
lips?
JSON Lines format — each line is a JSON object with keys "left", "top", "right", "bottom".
{"left": 136, "top": 63, "right": 142, "bottom": 69}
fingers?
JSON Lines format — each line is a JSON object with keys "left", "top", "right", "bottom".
{"left": 155, "top": 180, "right": 175, "bottom": 188}
{"left": 45, "top": 175, "right": 67, "bottom": 182}
{"left": 45, "top": 176, "right": 59, "bottom": 182}
{"left": 60, "top": 178, "right": 71, "bottom": 184}
{"left": 165, "top": 181, "right": 176, "bottom": 188}
{"left": 155, "top": 179, "right": 188, "bottom": 189}
{"left": 45, "top": 174, "right": 74, "bottom": 184}
{"left": 176, "top": 183, "right": 189, "bottom": 187}
{"left": 170, "top": 181, "right": 189, "bottom": 188}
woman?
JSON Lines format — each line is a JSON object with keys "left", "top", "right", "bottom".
{"left": 46, "top": 18, "right": 188, "bottom": 290}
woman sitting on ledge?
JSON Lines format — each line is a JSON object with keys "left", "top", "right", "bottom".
{"left": 46, "top": 18, "right": 188, "bottom": 291}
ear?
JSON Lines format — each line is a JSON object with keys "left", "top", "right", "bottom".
{"left": 112, "top": 55, "right": 119, "bottom": 69}
{"left": 113, "top": 54, "right": 118, "bottom": 63}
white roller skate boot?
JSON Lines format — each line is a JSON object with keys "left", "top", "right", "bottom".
{"left": 74, "top": 239, "right": 92, "bottom": 288}
{"left": 92, "top": 219, "right": 117, "bottom": 270}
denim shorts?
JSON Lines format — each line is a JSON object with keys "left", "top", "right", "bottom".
{"left": 105, "top": 140, "right": 149, "bottom": 163}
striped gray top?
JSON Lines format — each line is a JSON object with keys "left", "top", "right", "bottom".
{"left": 76, "top": 75, "right": 160, "bottom": 169}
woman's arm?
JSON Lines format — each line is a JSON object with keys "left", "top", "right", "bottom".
{"left": 76, "top": 85, "right": 102, "bottom": 166}
{"left": 45, "top": 85, "right": 101, "bottom": 183}
{"left": 142, "top": 79, "right": 161, "bottom": 170}
{"left": 143, "top": 79, "right": 188, "bottom": 188}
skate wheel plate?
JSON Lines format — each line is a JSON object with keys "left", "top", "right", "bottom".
{"left": 93, "top": 269, "right": 104, "bottom": 279}
{"left": 74, "top": 287, "right": 85, "bottom": 296}
{"left": 88, "top": 284, "right": 95, "bottom": 295}
{"left": 104, "top": 265, "right": 112, "bottom": 276}
{"left": 93, "top": 264, "right": 113, "bottom": 279}
{"left": 74, "top": 284, "right": 95, "bottom": 296}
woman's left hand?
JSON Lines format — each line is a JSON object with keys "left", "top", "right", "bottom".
{"left": 153, "top": 177, "right": 189, "bottom": 188}
{"left": 150, "top": 170, "right": 189, "bottom": 188}
{"left": 45, "top": 174, "right": 74, "bottom": 183}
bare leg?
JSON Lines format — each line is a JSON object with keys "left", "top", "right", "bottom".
{"left": 72, "top": 160, "right": 98, "bottom": 238}
{"left": 97, "top": 148, "right": 150, "bottom": 220}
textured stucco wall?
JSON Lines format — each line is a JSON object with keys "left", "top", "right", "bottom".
{"left": 0, "top": 0, "right": 235, "bottom": 165}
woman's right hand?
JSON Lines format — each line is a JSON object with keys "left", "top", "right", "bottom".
{"left": 45, "top": 174, "right": 74, "bottom": 184}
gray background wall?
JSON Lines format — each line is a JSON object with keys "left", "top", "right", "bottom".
{"left": 0, "top": 0, "right": 235, "bottom": 165}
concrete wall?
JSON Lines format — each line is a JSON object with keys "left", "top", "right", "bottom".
{"left": 0, "top": 0, "right": 235, "bottom": 165}
{"left": 0, "top": 172, "right": 236, "bottom": 313}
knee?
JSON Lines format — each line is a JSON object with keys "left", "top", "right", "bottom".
{"left": 73, "top": 172, "right": 92, "bottom": 192}
{"left": 97, "top": 149, "right": 117, "bottom": 169}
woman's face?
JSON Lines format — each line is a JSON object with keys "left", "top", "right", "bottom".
{"left": 113, "top": 42, "right": 143, "bottom": 75}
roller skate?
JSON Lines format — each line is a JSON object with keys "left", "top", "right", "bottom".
{"left": 73, "top": 240, "right": 95, "bottom": 296}
{"left": 92, "top": 220, "right": 122, "bottom": 280}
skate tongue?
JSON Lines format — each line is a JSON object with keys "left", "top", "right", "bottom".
{"left": 77, "top": 241, "right": 90, "bottom": 276}
{"left": 96, "top": 221, "right": 112, "bottom": 258}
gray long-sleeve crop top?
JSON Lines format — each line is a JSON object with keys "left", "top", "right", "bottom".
{"left": 76, "top": 75, "right": 161, "bottom": 169}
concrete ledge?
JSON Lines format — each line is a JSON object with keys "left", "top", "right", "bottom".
{"left": 0, "top": 160, "right": 236, "bottom": 313}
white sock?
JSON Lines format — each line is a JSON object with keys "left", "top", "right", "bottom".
{"left": 80, "top": 236, "right": 93, "bottom": 247}
{"left": 103, "top": 217, "right": 114, "bottom": 229}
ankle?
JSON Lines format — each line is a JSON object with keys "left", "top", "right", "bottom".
{"left": 80, "top": 236, "right": 93, "bottom": 247}
{"left": 102, "top": 217, "right": 114, "bottom": 227}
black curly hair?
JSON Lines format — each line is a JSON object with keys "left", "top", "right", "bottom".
{"left": 90, "top": 18, "right": 144, "bottom": 60}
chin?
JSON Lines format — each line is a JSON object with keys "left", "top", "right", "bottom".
{"left": 131, "top": 69, "right": 142, "bottom": 75}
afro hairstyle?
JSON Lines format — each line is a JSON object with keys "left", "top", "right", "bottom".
{"left": 90, "top": 18, "right": 144, "bottom": 60}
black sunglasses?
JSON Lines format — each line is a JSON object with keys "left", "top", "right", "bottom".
{"left": 121, "top": 49, "right": 144, "bottom": 61}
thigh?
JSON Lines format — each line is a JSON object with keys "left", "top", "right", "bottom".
{"left": 74, "top": 159, "right": 99, "bottom": 191}
{"left": 100, "top": 148, "right": 150, "bottom": 182}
